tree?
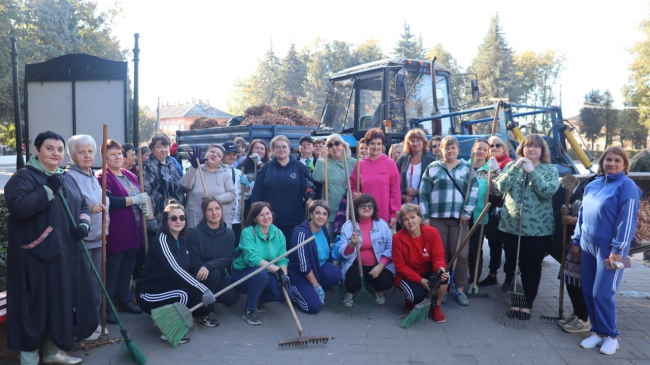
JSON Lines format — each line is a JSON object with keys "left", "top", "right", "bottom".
{"left": 469, "top": 14, "right": 521, "bottom": 106}
{"left": 578, "top": 90, "right": 605, "bottom": 150}
{"left": 225, "top": 78, "right": 251, "bottom": 116}
{"left": 248, "top": 43, "right": 282, "bottom": 106}
{"left": 0, "top": 123, "right": 16, "bottom": 147}
{"left": 619, "top": 108, "right": 648, "bottom": 149}
{"left": 426, "top": 44, "right": 466, "bottom": 104}
{"left": 278, "top": 43, "right": 307, "bottom": 109}
{"left": 351, "top": 38, "right": 385, "bottom": 65}
{"left": 393, "top": 23, "right": 424, "bottom": 59}
{"left": 601, "top": 91, "right": 618, "bottom": 148}
{"left": 624, "top": 13, "right": 650, "bottom": 127}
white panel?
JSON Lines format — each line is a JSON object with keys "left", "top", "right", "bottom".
{"left": 27, "top": 82, "right": 73, "bottom": 165}
{"left": 75, "top": 80, "right": 126, "bottom": 153}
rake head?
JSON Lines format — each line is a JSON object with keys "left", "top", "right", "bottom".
{"left": 279, "top": 335, "right": 330, "bottom": 348}
{"left": 493, "top": 274, "right": 531, "bottom": 329}
{"left": 539, "top": 313, "right": 564, "bottom": 322}
{"left": 466, "top": 283, "right": 490, "bottom": 298}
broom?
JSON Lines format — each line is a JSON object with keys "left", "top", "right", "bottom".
{"left": 57, "top": 189, "right": 146, "bottom": 364}
{"left": 152, "top": 236, "right": 315, "bottom": 347}
{"left": 401, "top": 203, "right": 491, "bottom": 328}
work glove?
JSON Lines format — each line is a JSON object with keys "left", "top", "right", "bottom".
{"left": 46, "top": 175, "right": 63, "bottom": 193}
{"left": 146, "top": 218, "right": 158, "bottom": 231}
{"left": 132, "top": 192, "right": 148, "bottom": 206}
{"left": 276, "top": 271, "right": 291, "bottom": 289}
{"left": 189, "top": 146, "right": 206, "bottom": 169}
{"left": 139, "top": 203, "right": 150, "bottom": 217}
{"left": 521, "top": 160, "right": 534, "bottom": 174}
{"left": 488, "top": 157, "right": 499, "bottom": 172}
{"left": 240, "top": 174, "right": 250, "bottom": 188}
{"left": 306, "top": 159, "right": 315, "bottom": 172}
{"left": 315, "top": 285, "right": 325, "bottom": 304}
{"left": 202, "top": 289, "right": 216, "bottom": 307}
{"left": 249, "top": 153, "right": 262, "bottom": 167}
{"left": 70, "top": 224, "right": 88, "bottom": 241}
{"left": 514, "top": 158, "right": 525, "bottom": 169}
{"left": 305, "top": 179, "right": 316, "bottom": 200}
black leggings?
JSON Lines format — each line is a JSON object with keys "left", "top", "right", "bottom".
{"left": 502, "top": 232, "right": 551, "bottom": 309}
{"left": 398, "top": 270, "right": 448, "bottom": 303}
{"left": 344, "top": 264, "right": 394, "bottom": 294}
{"left": 567, "top": 283, "right": 589, "bottom": 321}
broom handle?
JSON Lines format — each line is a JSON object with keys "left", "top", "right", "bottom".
{"left": 425, "top": 203, "right": 490, "bottom": 301}
{"left": 324, "top": 157, "right": 328, "bottom": 203}
{"left": 100, "top": 124, "right": 108, "bottom": 334}
{"left": 280, "top": 284, "right": 305, "bottom": 336}
{"left": 343, "top": 157, "right": 363, "bottom": 279}
{"left": 558, "top": 183, "right": 572, "bottom": 318}
{"left": 189, "top": 236, "right": 316, "bottom": 312}
{"left": 491, "top": 101, "right": 502, "bottom": 136}
{"left": 137, "top": 147, "right": 149, "bottom": 253}
{"left": 197, "top": 158, "right": 208, "bottom": 197}
{"left": 240, "top": 166, "right": 245, "bottom": 232}
{"left": 451, "top": 152, "right": 474, "bottom": 272}
{"left": 356, "top": 148, "right": 360, "bottom": 192}
{"left": 471, "top": 157, "right": 493, "bottom": 289}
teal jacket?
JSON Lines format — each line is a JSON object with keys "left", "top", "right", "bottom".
{"left": 232, "top": 224, "right": 288, "bottom": 271}
{"left": 312, "top": 156, "right": 356, "bottom": 223}
{"left": 473, "top": 162, "right": 490, "bottom": 225}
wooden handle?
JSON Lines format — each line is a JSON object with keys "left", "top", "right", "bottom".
{"left": 196, "top": 158, "right": 208, "bottom": 197}
{"left": 324, "top": 157, "right": 329, "bottom": 203}
{"left": 451, "top": 152, "right": 475, "bottom": 271}
{"left": 356, "top": 148, "right": 360, "bottom": 193}
{"left": 240, "top": 167, "right": 245, "bottom": 231}
{"left": 491, "top": 101, "right": 502, "bottom": 136}
{"left": 100, "top": 124, "right": 108, "bottom": 334}
{"left": 557, "top": 185, "right": 572, "bottom": 317}
{"left": 343, "top": 156, "right": 363, "bottom": 277}
{"left": 280, "top": 285, "right": 304, "bottom": 335}
{"left": 472, "top": 166, "right": 493, "bottom": 288}
{"left": 189, "top": 236, "right": 315, "bottom": 312}
{"left": 137, "top": 147, "right": 149, "bottom": 253}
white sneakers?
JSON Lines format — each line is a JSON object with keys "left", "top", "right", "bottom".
{"left": 83, "top": 325, "right": 109, "bottom": 341}
{"left": 580, "top": 333, "right": 619, "bottom": 355}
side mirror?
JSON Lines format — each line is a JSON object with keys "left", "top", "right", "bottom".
{"left": 471, "top": 79, "right": 480, "bottom": 102}
{"left": 395, "top": 74, "right": 407, "bottom": 98}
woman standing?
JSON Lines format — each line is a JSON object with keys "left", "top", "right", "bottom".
{"left": 350, "top": 128, "right": 401, "bottom": 229}
{"left": 388, "top": 143, "right": 404, "bottom": 162}
{"left": 419, "top": 136, "right": 478, "bottom": 306}
{"left": 6, "top": 131, "right": 94, "bottom": 364}
{"left": 312, "top": 134, "right": 356, "bottom": 239}
{"left": 478, "top": 135, "right": 514, "bottom": 287}
{"left": 232, "top": 202, "right": 291, "bottom": 326}
{"left": 65, "top": 134, "right": 108, "bottom": 339}
{"left": 357, "top": 138, "right": 369, "bottom": 159}
{"left": 396, "top": 128, "right": 435, "bottom": 206}
{"left": 338, "top": 194, "right": 395, "bottom": 307}
{"left": 573, "top": 147, "right": 640, "bottom": 355}
{"left": 251, "top": 135, "right": 313, "bottom": 245}
{"left": 136, "top": 202, "right": 216, "bottom": 344}
{"left": 288, "top": 200, "right": 342, "bottom": 314}
{"left": 182, "top": 144, "right": 236, "bottom": 229}
{"left": 239, "top": 139, "right": 269, "bottom": 218}
{"left": 392, "top": 204, "right": 449, "bottom": 322}
{"left": 495, "top": 134, "right": 559, "bottom": 320}
{"left": 97, "top": 140, "right": 149, "bottom": 324}
{"left": 467, "top": 138, "right": 493, "bottom": 285}
{"left": 188, "top": 197, "right": 237, "bottom": 326}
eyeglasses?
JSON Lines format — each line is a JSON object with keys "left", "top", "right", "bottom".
{"left": 490, "top": 143, "right": 503, "bottom": 148}
{"left": 359, "top": 204, "right": 374, "bottom": 210}
{"left": 273, "top": 145, "right": 289, "bottom": 151}
{"left": 327, "top": 141, "right": 341, "bottom": 148}
{"left": 168, "top": 215, "right": 186, "bottom": 222}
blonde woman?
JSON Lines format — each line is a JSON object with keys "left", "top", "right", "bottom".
{"left": 388, "top": 143, "right": 404, "bottom": 162}
{"left": 396, "top": 128, "right": 435, "bottom": 205}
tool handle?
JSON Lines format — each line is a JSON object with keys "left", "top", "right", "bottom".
{"left": 491, "top": 101, "right": 502, "bottom": 136}
{"left": 356, "top": 148, "right": 360, "bottom": 192}
{"left": 557, "top": 186, "right": 572, "bottom": 318}
{"left": 137, "top": 146, "right": 150, "bottom": 253}
{"left": 240, "top": 167, "right": 245, "bottom": 232}
{"left": 189, "top": 236, "right": 315, "bottom": 312}
{"left": 196, "top": 158, "right": 208, "bottom": 197}
{"left": 471, "top": 166, "right": 493, "bottom": 289}
{"left": 100, "top": 124, "right": 108, "bottom": 333}
{"left": 324, "top": 157, "right": 329, "bottom": 203}
{"left": 343, "top": 157, "right": 363, "bottom": 278}
{"left": 425, "top": 203, "right": 490, "bottom": 300}
{"left": 451, "top": 152, "right": 474, "bottom": 272}
{"left": 280, "top": 284, "right": 304, "bottom": 334}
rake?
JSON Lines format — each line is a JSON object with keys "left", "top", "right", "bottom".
{"left": 401, "top": 203, "right": 490, "bottom": 328}
{"left": 278, "top": 281, "right": 329, "bottom": 347}
{"left": 152, "top": 236, "right": 315, "bottom": 347}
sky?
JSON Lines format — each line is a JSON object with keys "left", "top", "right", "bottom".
{"left": 97, "top": 0, "right": 649, "bottom": 119}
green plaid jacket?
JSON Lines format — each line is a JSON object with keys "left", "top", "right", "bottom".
{"left": 419, "top": 160, "right": 478, "bottom": 219}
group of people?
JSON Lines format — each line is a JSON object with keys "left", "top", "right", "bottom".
{"left": 6, "top": 127, "right": 640, "bottom": 364}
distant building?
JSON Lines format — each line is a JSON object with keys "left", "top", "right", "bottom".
{"left": 149, "top": 99, "right": 233, "bottom": 140}
{"left": 566, "top": 114, "right": 632, "bottom": 152}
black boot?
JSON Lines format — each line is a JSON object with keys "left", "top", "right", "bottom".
{"left": 478, "top": 274, "right": 498, "bottom": 287}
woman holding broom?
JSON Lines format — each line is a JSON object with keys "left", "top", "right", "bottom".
{"left": 136, "top": 201, "right": 216, "bottom": 344}
{"left": 6, "top": 131, "right": 95, "bottom": 364}
{"left": 495, "top": 134, "right": 559, "bottom": 320}
{"left": 338, "top": 194, "right": 395, "bottom": 307}
{"left": 393, "top": 204, "right": 449, "bottom": 322}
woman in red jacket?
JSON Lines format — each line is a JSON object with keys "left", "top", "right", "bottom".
{"left": 392, "top": 204, "right": 449, "bottom": 323}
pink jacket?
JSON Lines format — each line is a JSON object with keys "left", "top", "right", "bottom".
{"left": 350, "top": 154, "right": 401, "bottom": 222}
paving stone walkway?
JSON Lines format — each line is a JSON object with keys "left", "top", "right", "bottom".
{"left": 5, "top": 248, "right": 650, "bottom": 365}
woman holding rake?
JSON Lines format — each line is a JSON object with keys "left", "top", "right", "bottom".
{"left": 495, "top": 134, "right": 559, "bottom": 320}
{"left": 136, "top": 201, "right": 216, "bottom": 344}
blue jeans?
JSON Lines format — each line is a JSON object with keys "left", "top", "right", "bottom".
{"left": 106, "top": 248, "right": 137, "bottom": 312}
{"left": 231, "top": 268, "right": 284, "bottom": 311}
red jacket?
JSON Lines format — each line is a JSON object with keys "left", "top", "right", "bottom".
{"left": 392, "top": 224, "right": 446, "bottom": 288}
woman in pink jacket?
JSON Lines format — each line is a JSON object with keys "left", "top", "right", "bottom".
{"left": 351, "top": 128, "right": 401, "bottom": 229}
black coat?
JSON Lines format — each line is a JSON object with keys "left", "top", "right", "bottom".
{"left": 5, "top": 166, "right": 96, "bottom": 352}
{"left": 395, "top": 153, "right": 436, "bottom": 195}
{"left": 188, "top": 220, "right": 236, "bottom": 274}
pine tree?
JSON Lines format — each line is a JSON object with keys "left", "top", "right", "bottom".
{"left": 578, "top": 90, "right": 605, "bottom": 150}
{"left": 278, "top": 43, "right": 307, "bottom": 108}
{"left": 393, "top": 23, "right": 424, "bottom": 59}
{"left": 601, "top": 90, "right": 618, "bottom": 148}
{"left": 351, "top": 38, "right": 385, "bottom": 65}
{"left": 470, "top": 14, "right": 521, "bottom": 105}
{"left": 249, "top": 43, "right": 282, "bottom": 106}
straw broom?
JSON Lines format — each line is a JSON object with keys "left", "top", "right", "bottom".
{"left": 401, "top": 203, "right": 490, "bottom": 328}
{"left": 152, "top": 236, "right": 315, "bottom": 347}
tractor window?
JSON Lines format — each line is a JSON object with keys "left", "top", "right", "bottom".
{"left": 318, "top": 78, "right": 355, "bottom": 133}
{"left": 357, "top": 74, "right": 383, "bottom": 130}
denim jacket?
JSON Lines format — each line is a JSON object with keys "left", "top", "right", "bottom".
{"left": 338, "top": 218, "right": 396, "bottom": 279}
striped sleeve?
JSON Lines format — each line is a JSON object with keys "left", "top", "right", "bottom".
{"left": 155, "top": 233, "right": 209, "bottom": 293}
{"left": 295, "top": 231, "right": 312, "bottom": 274}
{"left": 612, "top": 182, "right": 641, "bottom": 255}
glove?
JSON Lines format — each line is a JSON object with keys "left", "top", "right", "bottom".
{"left": 139, "top": 203, "right": 150, "bottom": 216}
{"left": 70, "top": 224, "right": 88, "bottom": 241}
{"left": 132, "top": 192, "right": 148, "bottom": 206}
{"left": 305, "top": 179, "right": 316, "bottom": 199}
{"left": 315, "top": 285, "right": 325, "bottom": 304}
{"left": 240, "top": 174, "right": 250, "bottom": 188}
{"left": 249, "top": 153, "right": 262, "bottom": 167}
{"left": 46, "top": 175, "right": 63, "bottom": 193}
{"left": 521, "top": 160, "right": 534, "bottom": 174}
{"left": 189, "top": 146, "right": 206, "bottom": 169}
{"left": 146, "top": 218, "right": 158, "bottom": 231}
{"left": 514, "top": 158, "right": 525, "bottom": 168}
{"left": 276, "top": 271, "right": 291, "bottom": 289}
{"left": 202, "top": 289, "right": 216, "bottom": 307}
{"left": 488, "top": 157, "right": 499, "bottom": 172}
{"left": 306, "top": 159, "right": 314, "bottom": 172}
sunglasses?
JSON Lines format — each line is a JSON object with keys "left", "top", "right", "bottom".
{"left": 490, "top": 143, "right": 503, "bottom": 148}
{"left": 168, "top": 215, "right": 186, "bottom": 222}
{"left": 327, "top": 141, "right": 341, "bottom": 148}
{"left": 431, "top": 144, "right": 439, "bottom": 149}
{"left": 359, "top": 204, "right": 374, "bottom": 210}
